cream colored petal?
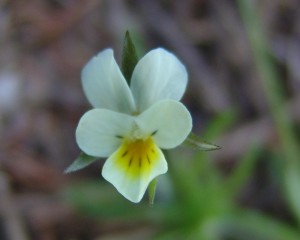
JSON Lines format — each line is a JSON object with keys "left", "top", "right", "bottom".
{"left": 76, "top": 109, "right": 134, "bottom": 157}
{"left": 81, "top": 49, "right": 136, "bottom": 114}
{"left": 130, "top": 48, "right": 188, "bottom": 112}
{"left": 136, "top": 100, "right": 192, "bottom": 149}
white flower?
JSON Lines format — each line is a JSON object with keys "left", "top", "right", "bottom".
{"left": 76, "top": 48, "right": 192, "bottom": 203}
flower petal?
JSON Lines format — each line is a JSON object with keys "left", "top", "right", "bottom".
{"left": 136, "top": 100, "right": 192, "bottom": 149}
{"left": 76, "top": 109, "right": 134, "bottom": 157}
{"left": 81, "top": 49, "right": 136, "bottom": 114}
{"left": 102, "top": 138, "right": 167, "bottom": 203}
{"left": 130, "top": 48, "right": 188, "bottom": 112}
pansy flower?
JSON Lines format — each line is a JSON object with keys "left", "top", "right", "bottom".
{"left": 76, "top": 48, "right": 192, "bottom": 203}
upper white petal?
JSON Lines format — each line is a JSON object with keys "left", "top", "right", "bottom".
{"left": 76, "top": 109, "right": 134, "bottom": 157}
{"left": 81, "top": 49, "right": 136, "bottom": 114}
{"left": 102, "top": 144, "right": 167, "bottom": 203}
{"left": 136, "top": 100, "right": 192, "bottom": 149}
{"left": 130, "top": 48, "right": 188, "bottom": 112}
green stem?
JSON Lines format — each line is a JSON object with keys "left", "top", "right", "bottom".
{"left": 237, "top": 0, "right": 299, "bottom": 163}
{"left": 237, "top": 0, "right": 300, "bottom": 225}
{"left": 148, "top": 178, "right": 157, "bottom": 206}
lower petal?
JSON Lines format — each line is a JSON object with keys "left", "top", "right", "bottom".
{"left": 102, "top": 138, "right": 167, "bottom": 203}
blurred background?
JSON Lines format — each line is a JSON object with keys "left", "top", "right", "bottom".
{"left": 1, "top": 0, "right": 300, "bottom": 239}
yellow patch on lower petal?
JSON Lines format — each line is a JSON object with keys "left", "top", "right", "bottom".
{"left": 114, "top": 137, "right": 160, "bottom": 178}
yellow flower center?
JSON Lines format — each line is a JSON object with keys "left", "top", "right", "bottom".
{"left": 114, "top": 137, "right": 160, "bottom": 178}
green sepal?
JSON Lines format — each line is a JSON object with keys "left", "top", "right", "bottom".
{"left": 148, "top": 178, "right": 157, "bottom": 206}
{"left": 64, "top": 152, "right": 99, "bottom": 174}
{"left": 183, "top": 132, "right": 221, "bottom": 151}
{"left": 121, "top": 31, "right": 139, "bottom": 84}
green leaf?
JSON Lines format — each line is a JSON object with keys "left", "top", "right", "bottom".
{"left": 63, "top": 180, "right": 153, "bottom": 219}
{"left": 64, "top": 152, "right": 99, "bottom": 173}
{"left": 121, "top": 31, "right": 139, "bottom": 84}
{"left": 225, "top": 145, "right": 261, "bottom": 197}
{"left": 183, "top": 132, "right": 221, "bottom": 151}
{"left": 222, "top": 209, "right": 300, "bottom": 240}
{"left": 284, "top": 164, "right": 300, "bottom": 226}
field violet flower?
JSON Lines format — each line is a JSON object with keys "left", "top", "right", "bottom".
{"left": 76, "top": 48, "right": 192, "bottom": 203}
